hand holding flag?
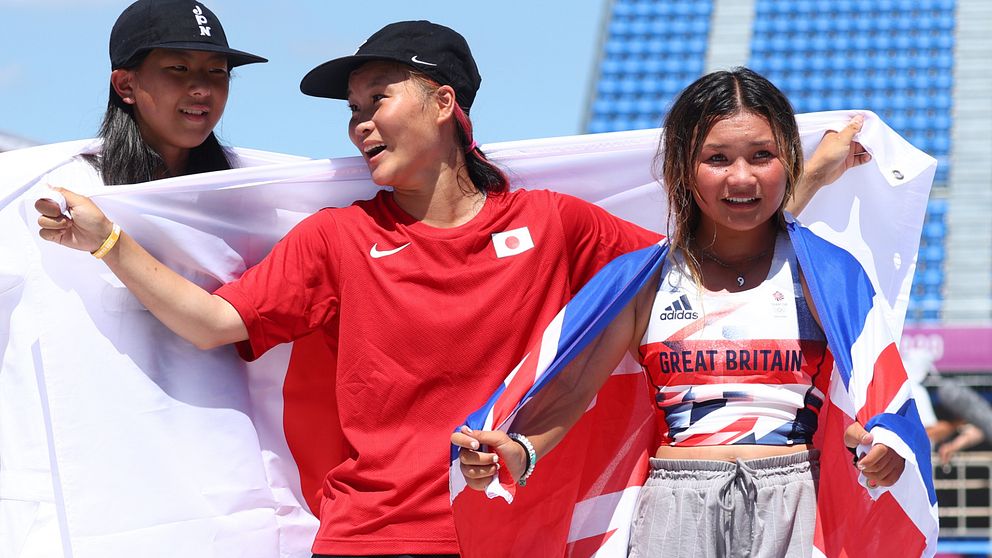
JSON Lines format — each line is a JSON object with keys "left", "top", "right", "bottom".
{"left": 845, "top": 421, "right": 908, "bottom": 488}
{"left": 36, "top": 187, "right": 115, "bottom": 253}
{"left": 451, "top": 426, "right": 526, "bottom": 490}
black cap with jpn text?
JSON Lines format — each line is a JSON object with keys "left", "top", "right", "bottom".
{"left": 110, "top": 0, "right": 267, "bottom": 69}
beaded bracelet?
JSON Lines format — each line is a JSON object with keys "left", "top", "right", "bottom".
{"left": 507, "top": 433, "right": 537, "bottom": 486}
{"left": 91, "top": 223, "right": 122, "bottom": 259}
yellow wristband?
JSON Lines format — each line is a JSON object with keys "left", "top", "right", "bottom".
{"left": 91, "top": 223, "right": 122, "bottom": 259}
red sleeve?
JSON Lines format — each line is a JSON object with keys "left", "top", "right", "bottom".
{"left": 553, "top": 192, "right": 664, "bottom": 293}
{"left": 214, "top": 210, "right": 341, "bottom": 361}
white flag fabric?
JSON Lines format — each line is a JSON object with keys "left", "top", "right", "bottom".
{"left": 0, "top": 111, "right": 933, "bottom": 558}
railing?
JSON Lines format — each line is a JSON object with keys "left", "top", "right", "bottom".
{"left": 936, "top": 451, "right": 992, "bottom": 555}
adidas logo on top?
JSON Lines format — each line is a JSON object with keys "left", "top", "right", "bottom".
{"left": 659, "top": 294, "right": 699, "bottom": 320}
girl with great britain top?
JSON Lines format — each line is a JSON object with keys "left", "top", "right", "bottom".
{"left": 452, "top": 68, "right": 904, "bottom": 557}
{"left": 37, "top": 21, "right": 865, "bottom": 557}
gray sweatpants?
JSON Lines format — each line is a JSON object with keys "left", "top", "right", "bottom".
{"left": 628, "top": 450, "right": 819, "bottom": 558}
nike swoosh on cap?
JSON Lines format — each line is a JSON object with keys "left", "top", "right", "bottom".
{"left": 369, "top": 242, "right": 411, "bottom": 259}
{"left": 411, "top": 55, "right": 438, "bottom": 66}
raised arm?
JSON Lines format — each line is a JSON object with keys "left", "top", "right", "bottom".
{"left": 787, "top": 114, "right": 872, "bottom": 216}
{"left": 452, "top": 272, "right": 656, "bottom": 490}
{"left": 36, "top": 187, "right": 247, "bottom": 349}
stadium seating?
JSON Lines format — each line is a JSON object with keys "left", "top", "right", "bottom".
{"left": 586, "top": 0, "right": 956, "bottom": 322}
{"left": 586, "top": 0, "right": 712, "bottom": 134}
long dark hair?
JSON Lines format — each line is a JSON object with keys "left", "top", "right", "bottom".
{"left": 655, "top": 67, "right": 803, "bottom": 280}
{"left": 84, "top": 53, "right": 232, "bottom": 185}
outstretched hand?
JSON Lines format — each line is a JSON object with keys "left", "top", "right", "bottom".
{"left": 807, "top": 113, "right": 873, "bottom": 188}
{"left": 451, "top": 426, "right": 528, "bottom": 491}
{"left": 788, "top": 114, "right": 873, "bottom": 215}
{"left": 844, "top": 421, "right": 906, "bottom": 488}
{"left": 36, "top": 187, "right": 113, "bottom": 253}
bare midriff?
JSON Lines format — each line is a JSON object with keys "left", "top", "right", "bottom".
{"left": 654, "top": 443, "right": 813, "bottom": 461}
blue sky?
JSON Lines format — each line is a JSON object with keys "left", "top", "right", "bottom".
{"left": 0, "top": 1, "right": 607, "bottom": 159}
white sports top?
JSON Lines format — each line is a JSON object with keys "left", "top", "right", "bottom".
{"left": 638, "top": 232, "right": 833, "bottom": 446}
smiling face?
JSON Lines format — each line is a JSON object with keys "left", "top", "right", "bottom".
{"left": 112, "top": 48, "right": 229, "bottom": 162}
{"left": 346, "top": 61, "right": 450, "bottom": 190}
{"left": 691, "top": 111, "right": 787, "bottom": 239}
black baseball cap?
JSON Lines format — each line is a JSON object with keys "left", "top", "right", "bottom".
{"left": 110, "top": 0, "right": 267, "bottom": 69}
{"left": 300, "top": 20, "right": 482, "bottom": 111}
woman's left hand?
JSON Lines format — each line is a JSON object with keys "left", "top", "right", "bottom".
{"left": 788, "top": 114, "right": 873, "bottom": 215}
{"left": 844, "top": 421, "right": 906, "bottom": 487}
{"left": 805, "top": 114, "right": 873, "bottom": 188}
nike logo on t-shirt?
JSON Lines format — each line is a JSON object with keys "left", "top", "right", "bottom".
{"left": 370, "top": 242, "right": 411, "bottom": 259}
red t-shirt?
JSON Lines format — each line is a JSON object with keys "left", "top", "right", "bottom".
{"left": 214, "top": 188, "right": 660, "bottom": 555}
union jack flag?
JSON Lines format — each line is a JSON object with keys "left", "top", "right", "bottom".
{"left": 450, "top": 225, "right": 938, "bottom": 557}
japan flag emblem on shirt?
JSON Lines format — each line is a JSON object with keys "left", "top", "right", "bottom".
{"left": 492, "top": 226, "right": 535, "bottom": 258}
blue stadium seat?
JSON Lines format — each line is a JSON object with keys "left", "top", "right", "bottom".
{"left": 609, "top": 19, "right": 631, "bottom": 37}
{"left": 928, "top": 201, "right": 949, "bottom": 220}
{"left": 826, "top": 94, "right": 848, "bottom": 111}
{"left": 910, "top": 114, "right": 931, "bottom": 131}
{"left": 640, "top": 76, "right": 660, "bottom": 94}
{"left": 835, "top": 0, "right": 857, "bottom": 12}
{"left": 765, "top": 56, "right": 787, "bottom": 72}
{"left": 894, "top": 35, "right": 914, "bottom": 51}
{"left": 887, "top": 112, "right": 910, "bottom": 131}
{"left": 805, "top": 96, "right": 826, "bottom": 112}
{"left": 600, "top": 57, "right": 622, "bottom": 74}
{"left": 931, "top": 135, "right": 950, "bottom": 153}
{"left": 614, "top": 98, "right": 636, "bottom": 115}
{"left": 636, "top": 97, "right": 658, "bottom": 114}
{"left": 896, "top": 15, "right": 917, "bottom": 33}
{"left": 689, "top": 37, "right": 707, "bottom": 53}
{"left": 889, "top": 92, "right": 911, "bottom": 111}
{"left": 605, "top": 39, "right": 626, "bottom": 56}
{"left": 598, "top": 78, "right": 619, "bottom": 95}
{"left": 619, "top": 79, "right": 639, "bottom": 95}
{"left": 851, "top": 35, "right": 873, "bottom": 51}
{"left": 935, "top": 53, "right": 954, "bottom": 70}
{"left": 790, "top": 18, "right": 812, "bottom": 34}
{"left": 932, "top": 94, "right": 952, "bottom": 111}
{"left": 888, "top": 73, "right": 912, "bottom": 90}
{"left": 922, "top": 268, "right": 944, "bottom": 287}
{"left": 633, "top": 115, "right": 658, "bottom": 130}
{"left": 924, "top": 220, "right": 947, "bottom": 239}
{"left": 765, "top": 34, "right": 787, "bottom": 51}
{"left": 632, "top": 2, "right": 653, "bottom": 18}
{"left": 828, "top": 74, "right": 850, "bottom": 91}
{"left": 588, "top": 118, "right": 612, "bottom": 134}
{"left": 922, "top": 244, "right": 945, "bottom": 263}
{"left": 591, "top": 99, "right": 613, "bottom": 118}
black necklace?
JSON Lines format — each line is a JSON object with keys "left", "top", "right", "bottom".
{"left": 700, "top": 248, "right": 772, "bottom": 287}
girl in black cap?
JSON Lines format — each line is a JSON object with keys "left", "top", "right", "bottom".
{"left": 89, "top": 0, "right": 266, "bottom": 185}
{"left": 20, "top": 2, "right": 265, "bottom": 556}
{"left": 37, "top": 20, "right": 864, "bottom": 558}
